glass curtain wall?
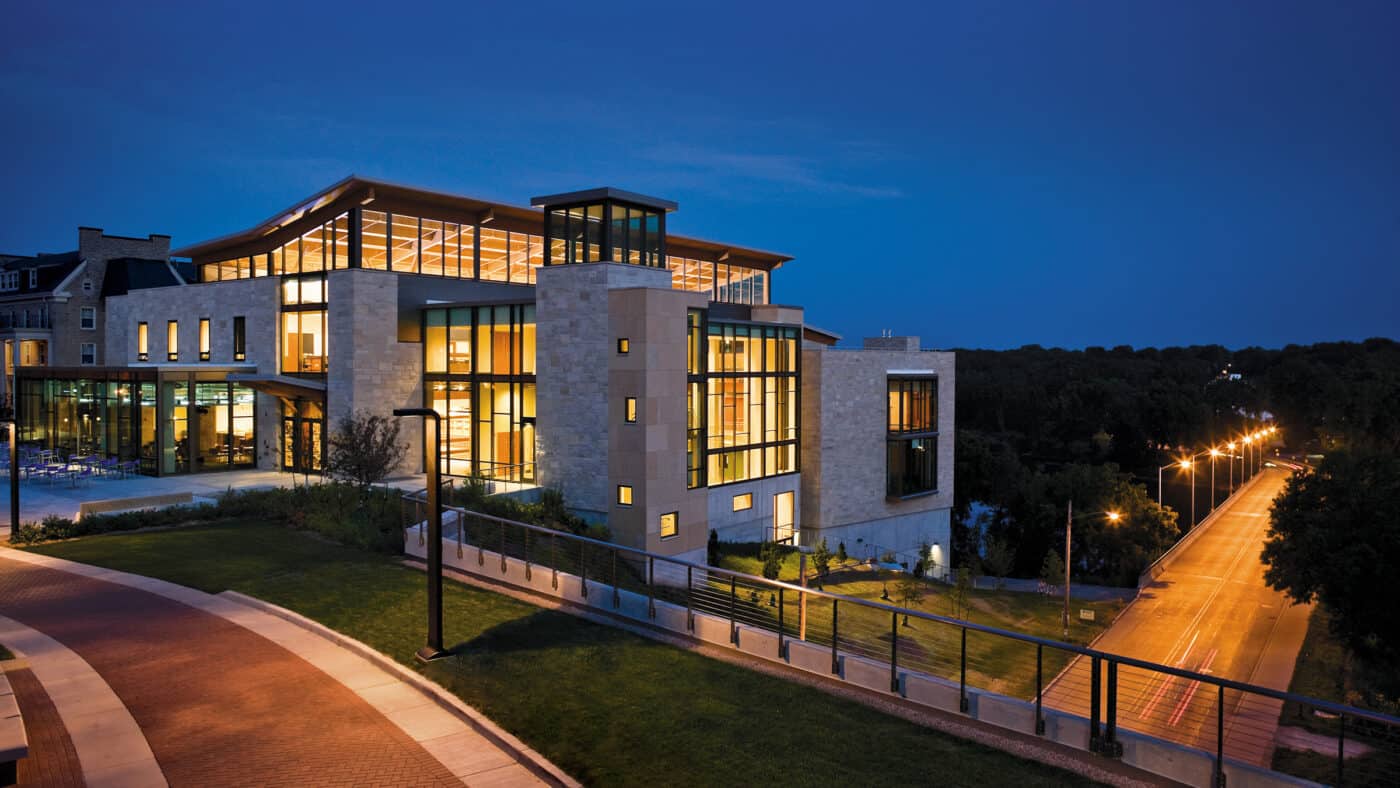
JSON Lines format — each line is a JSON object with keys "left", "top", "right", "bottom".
{"left": 423, "top": 304, "right": 536, "bottom": 481}
{"left": 886, "top": 377, "right": 938, "bottom": 497}
{"left": 666, "top": 257, "right": 768, "bottom": 304}
{"left": 359, "top": 209, "right": 543, "bottom": 284}
{"left": 16, "top": 372, "right": 151, "bottom": 464}
{"left": 703, "top": 321, "right": 799, "bottom": 485}
{"left": 544, "top": 201, "right": 663, "bottom": 267}
{"left": 201, "top": 212, "right": 350, "bottom": 282}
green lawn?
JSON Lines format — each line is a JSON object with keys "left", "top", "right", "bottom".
{"left": 0, "top": 643, "right": 12, "bottom": 661}
{"left": 717, "top": 552, "right": 1125, "bottom": 699}
{"left": 29, "top": 522, "right": 1098, "bottom": 788}
{"left": 1270, "top": 606, "right": 1400, "bottom": 785}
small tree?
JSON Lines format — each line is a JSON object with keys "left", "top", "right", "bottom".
{"left": 812, "top": 538, "right": 832, "bottom": 580}
{"left": 324, "top": 411, "right": 407, "bottom": 490}
{"left": 896, "top": 575, "right": 926, "bottom": 625}
{"left": 707, "top": 529, "right": 720, "bottom": 567}
{"left": 837, "top": 541, "right": 848, "bottom": 564}
{"left": 1040, "top": 549, "right": 1066, "bottom": 592}
{"left": 950, "top": 566, "right": 973, "bottom": 619}
{"left": 760, "top": 541, "right": 783, "bottom": 580}
{"left": 982, "top": 537, "right": 1015, "bottom": 590}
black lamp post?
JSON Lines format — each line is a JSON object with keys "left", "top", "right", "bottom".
{"left": 393, "top": 407, "right": 449, "bottom": 662}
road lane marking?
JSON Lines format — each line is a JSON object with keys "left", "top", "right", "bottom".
{"left": 1139, "top": 630, "right": 1199, "bottom": 720}
{"left": 1168, "top": 648, "right": 1218, "bottom": 727}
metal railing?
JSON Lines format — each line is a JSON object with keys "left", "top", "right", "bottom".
{"left": 402, "top": 490, "right": 1399, "bottom": 787}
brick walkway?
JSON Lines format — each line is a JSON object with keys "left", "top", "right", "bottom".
{"left": 0, "top": 557, "right": 460, "bottom": 786}
{"left": 7, "top": 667, "right": 84, "bottom": 787}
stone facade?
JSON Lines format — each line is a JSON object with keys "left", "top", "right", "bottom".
{"left": 535, "top": 261, "right": 677, "bottom": 518}
{"left": 104, "top": 275, "right": 282, "bottom": 469}
{"left": 705, "top": 474, "right": 802, "bottom": 544}
{"left": 328, "top": 269, "right": 424, "bottom": 473}
{"left": 607, "top": 284, "right": 709, "bottom": 556}
{"left": 799, "top": 342, "right": 956, "bottom": 578}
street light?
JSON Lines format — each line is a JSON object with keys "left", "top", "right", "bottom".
{"left": 393, "top": 407, "right": 450, "bottom": 663}
{"left": 1179, "top": 459, "right": 1196, "bottom": 528}
{"left": 1208, "top": 448, "right": 1221, "bottom": 510}
{"left": 1226, "top": 442, "right": 1237, "bottom": 493}
{"left": 1064, "top": 503, "right": 1122, "bottom": 637}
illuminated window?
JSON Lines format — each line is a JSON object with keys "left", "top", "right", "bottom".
{"left": 232, "top": 316, "right": 246, "bottom": 361}
{"left": 617, "top": 338, "right": 630, "bottom": 354}
{"left": 660, "top": 511, "right": 678, "bottom": 539}
{"left": 617, "top": 485, "right": 633, "bottom": 506}
{"left": 625, "top": 397, "right": 637, "bottom": 423}
{"left": 703, "top": 321, "right": 800, "bottom": 485}
{"left": 199, "top": 318, "right": 211, "bottom": 361}
{"left": 887, "top": 377, "right": 938, "bottom": 498}
{"left": 137, "top": 322, "right": 149, "bottom": 361}
{"left": 422, "top": 304, "right": 537, "bottom": 482}
{"left": 732, "top": 493, "right": 752, "bottom": 512}
{"left": 166, "top": 320, "right": 178, "bottom": 362}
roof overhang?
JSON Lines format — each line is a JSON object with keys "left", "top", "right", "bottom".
{"left": 226, "top": 373, "right": 327, "bottom": 400}
{"left": 529, "top": 187, "right": 678, "bottom": 212}
{"left": 173, "top": 176, "right": 793, "bottom": 271}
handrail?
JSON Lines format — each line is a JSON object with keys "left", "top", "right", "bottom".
{"left": 402, "top": 488, "right": 1400, "bottom": 730}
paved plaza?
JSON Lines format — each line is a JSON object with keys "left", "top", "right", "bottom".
{"left": 0, "top": 547, "right": 563, "bottom": 786}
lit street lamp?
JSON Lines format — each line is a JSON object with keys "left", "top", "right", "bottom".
{"left": 1226, "top": 442, "right": 1237, "bottom": 493}
{"left": 1063, "top": 503, "right": 1121, "bottom": 637}
{"left": 393, "top": 407, "right": 450, "bottom": 662}
{"left": 1183, "top": 459, "right": 1195, "bottom": 528}
{"left": 1208, "top": 448, "right": 1221, "bottom": 510}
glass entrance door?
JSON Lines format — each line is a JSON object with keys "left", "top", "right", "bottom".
{"left": 774, "top": 491, "right": 795, "bottom": 544}
{"left": 281, "top": 399, "right": 324, "bottom": 473}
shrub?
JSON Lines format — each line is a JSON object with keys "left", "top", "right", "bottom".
{"left": 837, "top": 542, "right": 848, "bottom": 563}
{"left": 323, "top": 411, "right": 408, "bottom": 489}
{"left": 879, "top": 550, "right": 897, "bottom": 564}
{"left": 760, "top": 542, "right": 783, "bottom": 580}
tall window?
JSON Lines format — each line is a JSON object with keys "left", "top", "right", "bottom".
{"left": 423, "top": 304, "right": 537, "bottom": 482}
{"left": 887, "top": 377, "right": 938, "bottom": 497}
{"left": 686, "top": 310, "right": 705, "bottom": 488}
{"left": 80, "top": 343, "right": 96, "bottom": 365}
{"left": 281, "top": 275, "right": 327, "bottom": 375}
{"left": 624, "top": 397, "right": 637, "bottom": 423}
{"left": 80, "top": 307, "right": 96, "bottom": 330}
{"left": 166, "top": 320, "right": 179, "bottom": 362}
{"left": 232, "top": 316, "right": 246, "bottom": 361}
{"left": 137, "top": 322, "right": 149, "bottom": 361}
{"left": 703, "top": 321, "right": 799, "bottom": 485}
{"left": 199, "top": 318, "right": 211, "bottom": 361}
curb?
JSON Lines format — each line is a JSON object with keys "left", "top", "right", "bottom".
{"left": 219, "top": 590, "right": 581, "bottom": 788}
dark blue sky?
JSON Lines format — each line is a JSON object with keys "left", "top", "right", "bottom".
{"left": 4, "top": 1, "right": 1397, "bottom": 350}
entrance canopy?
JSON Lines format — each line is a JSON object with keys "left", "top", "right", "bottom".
{"left": 225, "top": 373, "right": 327, "bottom": 400}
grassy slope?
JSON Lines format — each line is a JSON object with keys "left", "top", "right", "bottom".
{"left": 718, "top": 552, "right": 1124, "bottom": 698}
{"left": 28, "top": 522, "right": 1098, "bottom": 788}
{"left": 0, "top": 643, "right": 12, "bottom": 661}
{"left": 1269, "top": 606, "right": 1400, "bottom": 785}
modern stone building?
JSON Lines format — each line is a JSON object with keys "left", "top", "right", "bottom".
{"left": 14, "top": 176, "right": 954, "bottom": 565}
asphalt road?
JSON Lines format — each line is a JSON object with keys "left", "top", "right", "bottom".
{"left": 1043, "top": 467, "right": 1313, "bottom": 766}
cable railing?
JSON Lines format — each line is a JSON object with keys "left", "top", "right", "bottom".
{"left": 402, "top": 489, "right": 1399, "bottom": 787}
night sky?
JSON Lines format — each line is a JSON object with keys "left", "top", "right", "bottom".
{"left": 4, "top": 1, "right": 1397, "bottom": 350}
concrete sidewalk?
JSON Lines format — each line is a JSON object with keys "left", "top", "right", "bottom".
{"left": 0, "top": 547, "right": 567, "bottom": 786}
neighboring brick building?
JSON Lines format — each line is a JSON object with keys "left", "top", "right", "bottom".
{"left": 0, "top": 228, "right": 178, "bottom": 405}
{"left": 14, "top": 177, "right": 954, "bottom": 565}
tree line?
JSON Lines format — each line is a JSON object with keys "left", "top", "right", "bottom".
{"left": 952, "top": 338, "right": 1400, "bottom": 587}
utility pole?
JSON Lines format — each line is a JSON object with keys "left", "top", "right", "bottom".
{"left": 1063, "top": 500, "right": 1072, "bottom": 638}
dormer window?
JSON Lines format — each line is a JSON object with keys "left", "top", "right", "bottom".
{"left": 28, "top": 270, "right": 38, "bottom": 288}
{"left": 0, "top": 272, "right": 17, "bottom": 291}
